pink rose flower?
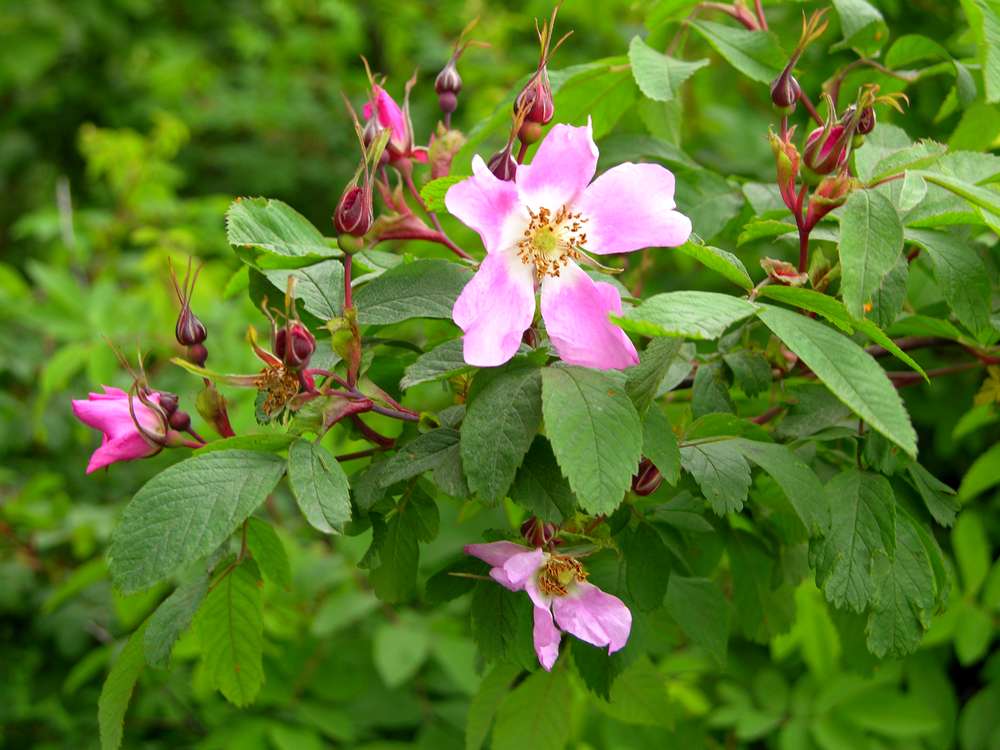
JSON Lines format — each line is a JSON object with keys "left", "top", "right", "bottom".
{"left": 445, "top": 120, "right": 692, "bottom": 370}
{"left": 71, "top": 386, "right": 166, "bottom": 474}
{"left": 465, "top": 540, "right": 632, "bottom": 671}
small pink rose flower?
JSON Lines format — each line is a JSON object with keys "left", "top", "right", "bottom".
{"left": 465, "top": 540, "right": 632, "bottom": 671}
{"left": 71, "top": 386, "right": 167, "bottom": 474}
{"left": 446, "top": 120, "right": 692, "bottom": 370}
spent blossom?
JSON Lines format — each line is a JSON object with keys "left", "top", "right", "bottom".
{"left": 465, "top": 540, "right": 631, "bottom": 670}
{"left": 446, "top": 120, "right": 691, "bottom": 370}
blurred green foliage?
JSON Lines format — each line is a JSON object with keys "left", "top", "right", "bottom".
{"left": 1, "top": 1, "right": 998, "bottom": 749}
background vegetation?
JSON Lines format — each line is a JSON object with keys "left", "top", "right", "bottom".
{"left": 1, "top": 1, "right": 998, "bottom": 748}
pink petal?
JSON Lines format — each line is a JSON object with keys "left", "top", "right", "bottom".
{"left": 464, "top": 541, "right": 532, "bottom": 567}
{"left": 552, "top": 581, "right": 632, "bottom": 653}
{"left": 86, "top": 432, "right": 157, "bottom": 474}
{"left": 516, "top": 121, "right": 598, "bottom": 209}
{"left": 371, "top": 85, "right": 408, "bottom": 147}
{"left": 92, "top": 386, "right": 129, "bottom": 400}
{"left": 576, "top": 163, "right": 692, "bottom": 255}
{"left": 533, "top": 604, "right": 562, "bottom": 671}
{"left": 539, "top": 262, "right": 638, "bottom": 370}
{"left": 72, "top": 396, "right": 133, "bottom": 435}
{"left": 452, "top": 251, "right": 536, "bottom": 367}
{"left": 445, "top": 155, "right": 524, "bottom": 255}
{"left": 493, "top": 548, "right": 545, "bottom": 591}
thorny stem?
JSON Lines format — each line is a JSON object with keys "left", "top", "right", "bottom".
{"left": 752, "top": 405, "right": 785, "bottom": 425}
{"left": 351, "top": 415, "right": 396, "bottom": 448}
{"left": 402, "top": 168, "right": 453, "bottom": 243}
{"left": 827, "top": 59, "right": 917, "bottom": 105}
{"left": 799, "top": 90, "right": 824, "bottom": 126}
{"left": 797, "top": 224, "right": 811, "bottom": 273}
{"left": 516, "top": 140, "right": 530, "bottom": 164}
{"left": 336, "top": 447, "right": 384, "bottom": 462}
{"left": 868, "top": 172, "right": 906, "bottom": 189}
{"left": 754, "top": 0, "right": 768, "bottom": 30}
{"left": 378, "top": 227, "right": 472, "bottom": 260}
{"left": 889, "top": 361, "right": 983, "bottom": 387}
{"left": 344, "top": 255, "right": 353, "bottom": 311}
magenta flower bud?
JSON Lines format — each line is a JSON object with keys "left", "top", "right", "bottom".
{"left": 334, "top": 184, "right": 373, "bottom": 237}
{"left": 515, "top": 72, "right": 555, "bottom": 125}
{"left": 275, "top": 322, "right": 316, "bottom": 369}
{"left": 487, "top": 149, "right": 518, "bottom": 181}
{"left": 168, "top": 408, "right": 191, "bottom": 432}
{"left": 520, "top": 517, "right": 555, "bottom": 547}
{"left": 438, "top": 91, "right": 458, "bottom": 116}
{"left": 71, "top": 386, "right": 169, "bottom": 473}
{"left": 803, "top": 124, "right": 850, "bottom": 176}
{"left": 158, "top": 392, "right": 179, "bottom": 416}
{"left": 187, "top": 343, "right": 208, "bottom": 367}
{"left": 770, "top": 70, "right": 801, "bottom": 113}
{"left": 435, "top": 59, "right": 462, "bottom": 96}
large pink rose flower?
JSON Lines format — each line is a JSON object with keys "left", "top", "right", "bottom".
{"left": 446, "top": 120, "right": 692, "bottom": 370}
{"left": 71, "top": 386, "right": 167, "bottom": 473}
{"left": 466, "top": 540, "right": 632, "bottom": 671}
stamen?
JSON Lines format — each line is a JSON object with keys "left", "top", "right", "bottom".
{"left": 516, "top": 203, "right": 588, "bottom": 277}
{"left": 536, "top": 554, "right": 588, "bottom": 597}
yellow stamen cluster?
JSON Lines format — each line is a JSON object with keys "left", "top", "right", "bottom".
{"left": 256, "top": 365, "right": 301, "bottom": 417}
{"left": 516, "top": 205, "right": 587, "bottom": 277}
{"left": 536, "top": 554, "right": 588, "bottom": 597}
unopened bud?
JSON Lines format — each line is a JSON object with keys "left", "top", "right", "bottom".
{"left": 175, "top": 306, "right": 207, "bottom": 347}
{"left": 520, "top": 517, "right": 555, "bottom": 547}
{"left": 761, "top": 257, "right": 809, "bottom": 287}
{"left": 275, "top": 322, "right": 316, "bottom": 369}
{"left": 631, "top": 458, "right": 663, "bottom": 496}
{"left": 515, "top": 73, "right": 555, "bottom": 125}
{"left": 770, "top": 70, "right": 801, "bottom": 114}
{"left": 857, "top": 106, "right": 876, "bottom": 135}
{"left": 805, "top": 172, "right": 853, "bottom": 229}
{"left": 803, "top": 124, "right": 849, "bottom": 176}
{"left": 187, "top": 343, "right": 208, "bottom": 367}
{"left": 334, "top": 185, "right": 373, "bottom": 237}
{"left": 435, "top": 59, "right": 462, "bottom": 95}
{"left": 488, "top": 149, "right": 517, "bottom": 181}
{"left": 168, "top": 408, "right": 191, "bottom": 432}
{"left": 158, "top": 392, "right": 179, "bottom": 416}
{"left": 438, "top": 91, "right": 458, "bottom": 115}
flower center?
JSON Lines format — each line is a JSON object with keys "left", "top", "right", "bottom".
{"left": 536, "top": 554, "right": 588, "bottom": 597}
{"left": 516, "top": 205, "right": 588, "bottom": 277}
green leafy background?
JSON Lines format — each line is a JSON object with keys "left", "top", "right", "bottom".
{"left": 2, "top": 1, "right": 999, "bottom": 749}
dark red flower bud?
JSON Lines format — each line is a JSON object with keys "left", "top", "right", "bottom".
{"left": 187, "top": 343, "right": 208, "bottom": 367}
{"left": 435, "top": 59, "right": 463, "bottom": 96}
{"left": 158, "top": 391, "right": 179, "bottom": 416}
{"left": 803, "top": 124, "right": 850, "bottom": 176}
{"left": 770, "top": 70, "right": 801, "bottom": 113}
{"left": 515, "top": 72, "right": 555, "bottom": 125}
{"left": 857, "top": 106, "right": 876, "bottom": 135}
{"left": 631, "top": 458, "right": 663, "bottom": 496}
{"left": 168, "top": 408, "right": 191, "bottom": 432}
{"left": 488, "top": 149, "right": 518, "bottom": 181}
{"left": 275, "top": 322, "right": 316, "bottom": 369}
{"left": 518, "top": 120, "right": 543, "bottom": 146}
{"left": 334, "top": 184, "right": 373, "bottom": 237}
{"left": 520, "top": 517, "right": 555, "bottom": 547}
{"left": 175, "top": 305, "right": 207, "bottom": 347}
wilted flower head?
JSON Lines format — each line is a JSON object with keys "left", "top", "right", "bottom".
{"left": 446, "top": 120, "right": 691, "bottom": 370}
{"left": 761, "top": 257, "right": 809, "bottom": 287}
{"left": 466, "top": 540, "right": 632, "bottom": 670}
{"left": 513, "top": 4, "right": 570, "bottom": 128}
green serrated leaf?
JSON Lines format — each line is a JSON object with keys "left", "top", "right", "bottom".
{"left": 261, "top": 259, "right": 345, "bottom": 321}
{"left": 625, "top": 521, "right": 672, "bottom": 611}
{"left": 98, "top": 621, "right": 148, "bottom": 750}
{"left": 462, "top": 363, "right": 543, "bottom": 503}
{"left": 905, "top": 462, "right": 959, "bottom": 527}
{"left": 466, "top": 662, "right": 522, "bottom": 750}
{"left": 380, "top": 428, "right": 462, "bottom": 486}
{"left": 722, "top": 350, "right": 772, "bottom": 398}
{"left": 839, "top": 190, "right": 905, "bottom": 326}
{"left": 245, "top": 518, "right": 291, "bottom": 589}
{"left": 680, "top": 439, "right": 751, "bottom": 515}
{"left": 226, "top": 197, "right": 339, "bottom": 268}
{"left": 814, "top": 470, "right": 896, "bottom": 612}
{"left": 144, "top": 574, "right": 208, "bottom": 669}
{"left": 492, "top": 669, "right": 573, "bottom": 750}
{"left": 373, "top": 615, "right": 430, "bottom": 688}
{"left": 689, "top": 20, "right": 786, "bottom": 83}
{"left": 287, "top": 439, "right": 351, "bottom": 534}
{"left": 109, "top": 451, "right": 286, "bottom": 594}
{"left": 729, "top": 531, "right": 795, "bottom": 642}
{"left": 421, "top": 175, "right": 467, "bottom": 213}
{"left": 756, "top": 304, "right": 918, "bottom": 457}
{"left": 664, "top": 576, "right": 730, "bottom": 667}
{"left": 625, "top": 338, "right": 684, "bottom": 414}
{"left": 643, "top": 406, "right": 681, "bottom": 486}
{"left": 616, "top": 291, "right": 758, "bottom": 340}
{"left": 676, "top": 240, "right": 754, "bottom": 289}
{"left": 511, "top": 436, "right": 577, "bottom": 522}
{"left": 354, "top": 259, "right": 472, "bottom": 325}
{"left": 831, "top": 0, "right": 889, "bottom": 56}
{"left": 470, "top": 580, "right": 534, "bottom": 667}
{"left": 628, "top": 36, "right": 708, "bottom": 102}
{"left": 400, "top": 338, "right": 474, "bottom": 389}
{"left": 198, "top": 559, "right": 265, "bottom": 707}
{"left": 541, "top": 366, "right": 642, "bottom": 515}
